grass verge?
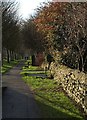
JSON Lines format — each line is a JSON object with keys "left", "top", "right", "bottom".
{"left": 2, "top": 59, "right": 19, "bottom": 74}
{"left": 22, "top": 66, "right": 84, "bottom": 119}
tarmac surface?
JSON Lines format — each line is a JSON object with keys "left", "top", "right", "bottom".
{"left": 2, "top": 61, "right": 41, "bottom": 118}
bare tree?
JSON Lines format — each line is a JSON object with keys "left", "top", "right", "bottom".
{"left": 2, "top": 0, "right": 21, "bottom": 63}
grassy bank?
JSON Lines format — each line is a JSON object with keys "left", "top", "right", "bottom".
{"left": 1, "top": 59, "right": 19, "bottom": 74}
{"left": 22, "top": 66, "right": 84, "bottom": 119}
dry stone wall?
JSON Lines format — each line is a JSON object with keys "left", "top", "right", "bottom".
{"left": 49, "top": 62, "right": 87, "bottom": 115}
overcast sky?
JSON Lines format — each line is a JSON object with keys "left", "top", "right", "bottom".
{"left": 15, "top": 0, "right": 52, "bottom": 19}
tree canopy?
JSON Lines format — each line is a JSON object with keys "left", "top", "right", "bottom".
{"left": 2, "top": 0, "right": 20, "bottom": 52}
{"left": 21, "top": 19, "right": 45, "bottom": 53}
{"left": 33, "top": 2, "right": 87, "bottom": 71}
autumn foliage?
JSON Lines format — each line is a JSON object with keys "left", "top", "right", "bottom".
{"left": 32, "top": 2, "right": 87, "bottom": 72}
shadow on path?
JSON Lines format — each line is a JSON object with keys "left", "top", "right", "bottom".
{"left": 2, "top": 61, "right": 41, "bottom": 118}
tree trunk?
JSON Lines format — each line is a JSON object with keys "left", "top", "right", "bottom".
{"left": 32, "top": 55, "right": 35, "bottom": 66}
{"left": 2, "top": 52, "right": 3, "bottom": 66}
{"left": 7, "top": 49, "right": 10, "bottom": 63}
{"left": 11, "top": 51, "right": 14, "bottom": 61}
{"left": 22, "top": 55, "right": 23, "bottom": 59}
{"left": 79, "top": 55, "right": 84, "bottom": 72}
{"left": 81, "top": 56, "right": 84, "bottom": 72}
{"left": 15, "top": 53, "right": 17, "bottom": 60}
{"left": 10, "top": 50, "right": 12, "bottom": 61}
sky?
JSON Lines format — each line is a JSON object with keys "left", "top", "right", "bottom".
{"left": 15, "top": 0, "right": 52, "bottom": 19}
{"left": 11, "top": 0, "right": 85, "bottom": 20}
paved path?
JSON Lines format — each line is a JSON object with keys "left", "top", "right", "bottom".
{"left": 2, "top": 61, "right": 41, "bottom": 118}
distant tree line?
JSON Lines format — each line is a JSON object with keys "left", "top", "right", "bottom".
{"left": 2, "top": 0, "right": 21, "bottom": 63}
{"left": 21, "top": 19, "right": 45, "bottom": 53}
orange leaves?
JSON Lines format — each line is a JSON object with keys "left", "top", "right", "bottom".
{"left": 33, "top": 2, "right": 71, "bottom": 48}
{"left": 34, "top": 2, "right": 65, "bottom": 32}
